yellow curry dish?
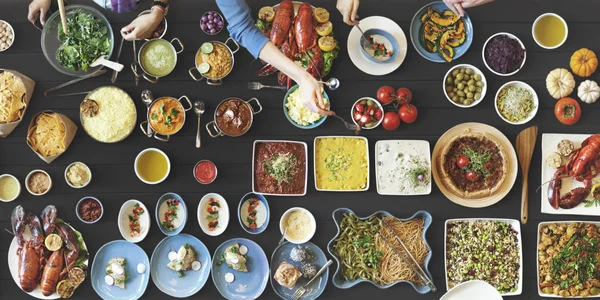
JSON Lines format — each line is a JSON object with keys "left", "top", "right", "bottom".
{"left": 148, "top": 97, "right": 185, "bottom": 135}
{"left": 314, "top": 136, "right": 369, "bottom": 191}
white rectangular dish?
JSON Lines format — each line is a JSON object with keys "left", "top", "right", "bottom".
{"left": 541, "top": 133, "right": 600, "bottom": 216}
{"left": 444, "top": 218, "right": 523, "bottom": 297}
{"left": 313, "top": 136, "right": 369, "bottom": 192}
{"left": 252, "top": 140, "right": 308, "bottom": 196}
{"left": 375, "top": 140, "right": 431, "bottom": 196}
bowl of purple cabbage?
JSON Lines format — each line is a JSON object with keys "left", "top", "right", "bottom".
{"left": 482, "top": 32, "right": 526, "bottom": 76}
{"left": 201, "top": 11, "right": 225, "bottom": 35}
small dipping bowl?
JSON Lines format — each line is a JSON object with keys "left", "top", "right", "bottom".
{"left": 194, "top": 160, "right": 218, "bottom": 184}
{"left": 532, "top": 13, "right": 568, "bottom": 50}
{"left": 482, "top": 32, "right": 527, "bottom": 77}
{"left": 25, "top": 169, "right": 52, "bottom": 196}
{"left": 64, "top": 161, "right": 92, "bottom": 189}
{"left": 0, "top": 20, "right": 15, "bottom": 52}
{"left": 279, "top": 207, "right": 316, "bottom": 244}
{"left": 0, "top": 174, "right": 21, "bottom": 202}
{"left": 351, "top": 97, "right": 384, "bottom": 129}
{"left": 76, "top": 196, "right": 104, "bottom": 224}
{"left": 201, "top": 11, "right": 224, "bottom": 35}
{"left": 134, "top": 148, "right": 171, "bottom": 185}
{"left": 359, "top": 28, "right": 399, "bottom": 64}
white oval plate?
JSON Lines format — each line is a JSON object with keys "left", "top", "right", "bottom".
{"left": 198, "top": 193, "right": 229, "bottom": 236}
{"left": 441, "top": 280, "right": 503, "bottom": 300}
{"left": 118, "top": 199, "right": 151, "bottom": 243}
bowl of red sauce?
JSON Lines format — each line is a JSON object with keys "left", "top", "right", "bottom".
{"left": 194, "top": 160, "right": 217, "bottom": 184}
{"left": 76, "top": 196, "right": 103, "bottom": 224}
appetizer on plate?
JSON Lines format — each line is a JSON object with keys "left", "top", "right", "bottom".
{"left": 168, "top": 244, "right": 201, "bottom": 277}
{"left": 274, "top": 261, "right": 302, "bottom": 290}
{"left": 217, "top": 243, "right": 249, "bottom": 273}
{"left": 105, "top": 258, "right": 128, "bottom": 289}
{"left": 129, "top": 203, "right": 145, "bottom": 237}
{"left": 159, "top": 198, "right": 183, "bottom": 232}
{"left": 418, "top": 6, "right": 467, "bottom": 62}
{"left": 205, "top": 197, "right": 221, "bottom": 231}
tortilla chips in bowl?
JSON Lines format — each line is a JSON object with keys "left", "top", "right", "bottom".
{"left": 0, "top": 71, "right": 26, "bottom": 124}
{"left": 27, "top": 111, "right": 77, "bottom": 163}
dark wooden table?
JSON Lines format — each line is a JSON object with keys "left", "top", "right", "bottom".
{"left": 2, "top": 0, "right": 599, "bottom": 299}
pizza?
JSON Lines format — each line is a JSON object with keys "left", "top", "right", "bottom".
{"left": 438, "top": 131, "right": 508, "bottom": 199}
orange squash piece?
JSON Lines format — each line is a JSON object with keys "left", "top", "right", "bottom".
{"left": 570, "top": 48, "right": 598, "bottom": 77}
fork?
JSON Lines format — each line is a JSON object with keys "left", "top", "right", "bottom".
{"left": 355, "top": 23, "right": 374, "bottom": 53}
{"left": 292, "top": 260, "right": 333, "bottom": 300}
{"left": 248, "top": 82, "right": 288, "bottom": 91}
{"left": 330, "top": 113, "right": 361, "bottom": 134}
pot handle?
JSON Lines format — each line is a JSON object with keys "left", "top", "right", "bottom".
{"left": 153, "top": 132, "right": 170, "bottom": 142}
{"left": 139, "top": 121, "right": 154, "bottom": 137}
{"left": 225, "top": 37, "right": 240, "bottom": 54}
{"left": 171, "top": 38, "right": 184, "bottom": 54}
{"left": 143, "top": 73, "right": 159, "bottom": 84}
{"left": 206, "top": 120, "right": 223, "bottom": 138}
{"left": 189, "top": 67, "right": 206, "bottom": 82}
{"left": 178, "top": 95, "right": 193, "bottom": 112}
{"left": 206, "top": 78, "right": 223, "bottom": 86}
{"left": 246, "top": 98, "right": 263, "bottom": 115}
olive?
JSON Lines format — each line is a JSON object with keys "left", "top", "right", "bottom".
{"left": 452, "top": 69, "right": 459, "bottom": 76}
{"left": 476, "top": 81, "right": 484, "bottom": 87}
{"left": 452, "top": 96, "right": 459, "bottom": 102}
{"left": 449, "top": 92, "right": 455, "bottom": 97}
{"left": 475, "top": 93, "right": 481, "bottom": 100}
{"left": 457, "top": 83, "right": 465, "bottom": 90}
{"left": 476, "top": 87, "right": 482, "bottom": 93}
{"left": 463, "top": 88, "right": 470, "bottom": 94}
{"left": 457, "top": 91, "right": 465, "bottom": 97}
{"left": 367, "top": 100, "right": 374, "bottom": 106}
{"left": 447, "top": 77, "right": 453, "bottom": 83}
{"left": 466, "top": 68, "right": 473, "bottom": 75}
{"left": 468, "top": 85, "right": 476, "bottom": 92}
{"left": 365, "top": 121, "right": 378, "bottom": 128}
{"left": 454, "top": 79, "right": 461, "bottom": 85}
{"left": 446, "top": 87, "right": 453, "bottom": 93}
{"left": 474, "top": 74, "right": 481, "bottom": 81}
{"left": 467, "top": 92, "right": 474, "bottom": 99}
{"left": 591, "top": 287, "right": 600, "bottom": 295}
{"left": 462, "top": 99, "right": 471, "bottom": 105}
{"left": 456, "top": 73, "right": 464, "bottom": 80}
{"left": 360, "top": 100, "right": 367, "bottom": 105}
{"left": 460, "top": 68, "right": 465, "bottom": 73}
{"left": 463, "top": 74, "right": 470, "bottom": 81}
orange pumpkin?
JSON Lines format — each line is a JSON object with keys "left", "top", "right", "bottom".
{"left": 570, "top": 48, "right": 598, "bottom": 77}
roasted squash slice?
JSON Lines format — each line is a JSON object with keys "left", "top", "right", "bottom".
{"left": 426, "top": 40, "right": 438, "bottom": 53}
{"left": 432, "top": 10, "right": 459, "bottom": 26}
{"left": 420, "top": 10, "right": 430, "bottom": 23}
{"left": 424, "top": 22, "right": 440, "bottom": 42}
{"left": 454, "top": 19, "right": 465, "bottom": 35}
{"left": 438, "top": 44, "right": 454, "bottom": 62}
{"left": 447, "top": 32, "right": 466, "bottom": 47}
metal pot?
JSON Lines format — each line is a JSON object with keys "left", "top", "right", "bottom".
{"left": 206, "top": 97, "right": 262, "bottom": 138}
{"left": 133, "top": 37, "right": 184, "bottom": 84}
{"left": 140, "top": 95, "right": 192, "bottom": 142}
{"left": 188, "top": 37, "right": 240, "bottom": 86}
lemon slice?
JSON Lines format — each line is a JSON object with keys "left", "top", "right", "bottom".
{"left": 56, "top": 280, "right": 75, "bottom": 298}
{"left": 316, "top": 21, "right": 333, "bottom": 37}
{"left": 197, "top": 63, "right": 211, "bottom": 74}
{"left": 318, "top": 36, "right": 337, "bottom": 52}
{"left": 314, "top": 7, "right": 330, "bottom": 23}
{"left": 200, "top": 42, "right": 214, "bottom": 54}
{"left": 45, "top": 234, "right": 63, "bottom": 252}
{"left": 258, "top": 6, "right": 275, "bottom": 22}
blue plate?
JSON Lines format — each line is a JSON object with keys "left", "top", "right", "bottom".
{"left": 238, "top": 192, "right": 270, "bottom": 234}
{"left": 283, "top": 85, "right": 328, "bottom": 129}
{"left": 410, "top": 1, "right": 473, "bottom": 63}
{"left": 327, "top": 208, "right": 433, "bottom": 293}
{"left": 212, "top": 238, "right": 269, "bottom": 299}
{"left": 91, "top": 240, "right": 150, "bottom": 300}
{"left": 359, "top": 29, "right": 400, "bottom": 64}
{"left": 270, "top": 242, "right": 329, "bottom": 300}
{"left": 155, "top": 192, "right": 187, "bottom": 236}
{"left": 150, "top": 234, "right": 211, "bottom": 298}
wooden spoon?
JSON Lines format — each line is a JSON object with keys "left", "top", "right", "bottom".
{"left": 516, "top": 126, "right": 538, "bottom": 224}
{"left": 57, "top": 0, "right": 68, "bottom": 35}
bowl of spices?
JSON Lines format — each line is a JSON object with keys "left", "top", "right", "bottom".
{"left": 194, "top": 160, "right": 217, "bottom": 184}
{"left": 483, "top": 32, "right": 526, "bottom": 76}
{"left": 0, "top": 20, "right": 14, "bottom": 52}
{"left": 495, "top": 81, "right": 538, "bottom": 125}
{"left": 25, "top": 169, "right": 51, "bottom": 196}
{"left": 138, "top": 10, "right": 167, "bottom": 40}
{"left": 279, "top": 207, "right": 316, "bottom": 244}
{"left": 65, "top": 162, "right": 92, "bottom": 188}
{"left": 0, "top": 174, "right": 21, "bottom": 202}
{"left": 76, "top": 197, "right": 103, "bottom": 224}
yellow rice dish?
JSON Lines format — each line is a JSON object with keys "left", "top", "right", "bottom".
{"left": 81, "top": 87, "right": 136, "bottom": 143}
{"left": 315, "top": 137, "right": 368, "bottom": 190}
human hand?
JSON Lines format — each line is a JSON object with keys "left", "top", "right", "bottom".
{"left": 121, "top": 9, "right": 163, "bottom": 41}
{"left": 336, "top": 0, "right": 360, "bottom": 26}
{"left": 298, "top": 74, "right": 333, "bottom": 116}
{"left": 443, "top": 0, "right": 493, "bottom": 17}
{"left": 27, "top": 0, "right": 51, "bottom": 25}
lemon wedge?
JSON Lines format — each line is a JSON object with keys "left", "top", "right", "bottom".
{"left": 318, "top": 36, "right": 337, "bottom": 52}
{"left": 45, "top": 234, "right": 63, "bottom": 252}
{"left": 314, "top": 8, "right": 330, "bottom": 23}
{"left": 316, "top": 21, "right": 333, "bottom": 37}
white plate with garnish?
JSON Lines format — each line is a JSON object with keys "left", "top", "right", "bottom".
{"left": 118, "top": 199, "right": 150, "bottom": 243}
{"left": 375, "top": 140, "right": 431, "bottom": 195}
{"left": 198, "top": 193, "right": 229, "bottom": 236}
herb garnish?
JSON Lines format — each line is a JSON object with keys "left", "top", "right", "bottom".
{"left": 551, "top": 231, "right": 599, "bottom": 287}
{"left": 151, "top": 113, "right": 158, "bottom": 120}
{"left": 324, "top": 148, "right": 351, "bottom": 182}
{"left": 262, "top": 152, "right": 298, "bottom": 185}
{"left": 462, "top": 148, "right": 492, "bottom": 177}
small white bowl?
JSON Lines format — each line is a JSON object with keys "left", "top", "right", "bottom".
{"left": 482, "top": 32, "right": 527, "bottom": 77}
{"left": 64, "top": 161, "right": 92, "bottom": 189}
{"left": 25, "top": 169, "right": 52, "bottom": 196}
{"left": 76, "top": 196, "right": 104, "bottom": 224}
{"left": 0, "top": 174, "right": 21, "bottom": 202}
{"left": 118, "top": 199, "right": 150, "bottom": 243}
{"left": 443, "top": 64, "right": 487, "bottom": 108}
{"left": 532, "top": 13, "right": 568, "bottom": 50}
{"left": 134, "top": 148, "right": 170, "bottom": 185}
{"left": 351, "top": 97, "right": 384, "bottom": 129}
{"left": 494, "top": 81, "right": 539, "bottom": 125}
{"left": 0, "top": 20, "right": 15, "bottom": 52}
{"left": 279, "top": 207, "right": 316, "bottom": 244}
{"left": 198, "top": 193, "right": 230, "bottom": 237}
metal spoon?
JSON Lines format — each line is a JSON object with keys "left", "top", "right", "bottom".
{"left": 354, "top": 23, "right": 374, "bottom": 53}
{"left": 278, "top": 225, "right": 289, "bottom": 246}
{"left": 194, "top": 101, "right": 205, "bottom": 148}
{"left": 319, "top": 78, "right": 340, "bottom": 90}
{"left": 331, "top": 113, "right": 361, "bottom": 134}
{"left": 141, "top": 90, "right": 154, "bottom": 137}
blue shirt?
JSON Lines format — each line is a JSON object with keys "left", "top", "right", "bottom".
{"left": 216, "top": 0, "right": 269, "bottom": 58}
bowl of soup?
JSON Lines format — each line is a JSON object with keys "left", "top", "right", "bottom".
{"left": 206, "top": 97, "right": 263, "bottom": 138}
{"left": 189, "top": 37, "right": 239, "bottom": 86}
{"left": 134, "top": 148, "right": 170, "bottom": 184}
{"left": 532, "top": 13, "right": 568, "bottom": 49}
{"left": 0, "top": 174, "right": 20, "bottom": 202}
{"left": 141, "top": 96, "right": 193, "bottom": 141}
{"left": 136, "top": 38, "right": 184, "bottom": 83}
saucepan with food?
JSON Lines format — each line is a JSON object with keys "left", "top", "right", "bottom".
{"left": 133, "top": 37, "right": 184, "bottom": 84}
{"left": 140, "top": 95, "right": 193, "bottom": 142}
{"left": 188, "top": 37, "right": 239, "bottom": 86}
{"left": 206, "top": 97, "right": 262, "bottom": 138}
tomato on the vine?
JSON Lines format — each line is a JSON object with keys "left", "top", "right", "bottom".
{"left": 457, "top": 156, "right": 470, "bottom": 168}
{"left": 382, "top": 112, "right": 401, "bottom": 130}
{"left": 554, "top": 97, "right": 581, "bottom": 125}
{"left": 466, "top": 172, "right": 478, "bottom": 181}
{"left": 377, "top": 86, "right": 396, "bottom": 105}
{"left": 398, "top": 104, "right": 418, "bottom": 123}
{"left": 395, "top": 88, "right": 412, "bottom": 105}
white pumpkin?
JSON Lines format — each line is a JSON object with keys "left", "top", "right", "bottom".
{"left": 578, "top": 80, "right": 600, "bottom": 104}
{"left": 546, "top": 68, "right": 575, "bottom": 99}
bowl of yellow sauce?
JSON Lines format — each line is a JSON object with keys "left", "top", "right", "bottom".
{"left": 532, "top": 13, "right": 568, "bottom": 49}
{"left": 134, "top": 148, "right": 171, "bottom": 184}
{"left": 279, "top": 207, "right": 316, "bottom": 244}
{"left": 314, "top": 136, "right": 370, "bottom": 191}
{"left": 0, "top": 174, "right": 21, "bottom": 202}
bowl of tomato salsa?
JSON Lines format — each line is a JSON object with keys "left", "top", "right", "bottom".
{"left": 194, "top": 160, "right": 217, "bottom": 184}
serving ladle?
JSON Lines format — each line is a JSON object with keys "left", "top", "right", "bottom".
{"left": 319, "top": 78, "right": 340, "bottom": 90}
{"left": 141, "top": 90, "right": 154, "bottom": 137}
{"left": 194, "top": 101, "right": 205, "bottom": 148}
{"left": 90, "top": 56, "right": 124, "bottom": 72}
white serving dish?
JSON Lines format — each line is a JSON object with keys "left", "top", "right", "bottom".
{"left": 482, "top": 32, "right": 526, "bottom": 77}
{"left": 541, "top": 133, "right": 600, "bottom": 216}
{"left": 443, "top": 64, "right": 488, "bottom": 108}
{"left": 118, "top": 199, "right": 150, "bottom": 243}
{"left": 198, "top": 193, "right": 229, "bottom": 236}
{"left": 494, "top": 81, "right": 539, "bottom": 125}
{"left": 441, "top": 280, "right": 503, "bottom": 300}
{"left": 314, "top": 136, "right": 370, "bottom": 192}
{"left": 64, "top": 161, "right": 92, "bottom": 188}
{"left": 532, "top": 13, "right": 568, "bottom": 50}
{"left": 279, "top": 207, "right": 316, "bottom": 244}
{"left": 375, "top": 140, "right": 431, "bottom": 196}
{"left": 252, "top": 140, "right": 308, "bottom": 196}
{"left": 444, "top": 218, "right": 523, "bottom": 296}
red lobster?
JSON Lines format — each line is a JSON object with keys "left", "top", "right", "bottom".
{"left": 9, "top": 206, "right": 46, "bottom": 293}
{"left": 56, "top": 223, "right": 80, "bottom": 277}
{"left": 548, "top": 134, "right": 600, "bottom": 209}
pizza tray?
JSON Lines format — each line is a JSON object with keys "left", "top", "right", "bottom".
{"left": 432, "top": 122, "right": 518, "bottom": 208}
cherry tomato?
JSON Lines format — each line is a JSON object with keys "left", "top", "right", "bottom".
{"left": 360, "top": 114, "right": 371, "bottom": 125}
{"left": 457, "top": 156, "right": 470, "bottom": 168}
{"left": 353, "top": 111, "right": 363, "bottom": 121}
{"left": 377, "top": 86, "right": 396, "bottom": 105}
{"left": 374, "top": 108, "right": 383, "bottom": 120}
{"left": 398, "top": 104, "right": 418, "bottom": 123}
{"left": 466, "top": 172, "right": 478, "bottom": 181}
{"left": 366, "top": 105, "right": 375, "bottom": 116}
{"left": 395, "top": 88, "right": 412, "bottom": 105}
{"left": 554, "top": 97, "right": 581, "bottom": 125}
{"left": 382, "top": 112, "right": 401, "bottom": 130}
{"left": 354, "top": 103, "right": 365, "bottom": 113}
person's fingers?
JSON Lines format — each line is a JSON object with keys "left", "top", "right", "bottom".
{"left": 27, "top": 9, "right": 37, "bottom": 24}
{"left": 40, "top": 8, "right": 47, "bottom": 25}
{"left": 315, "top": 90, "right": 325, "bottom": 110}
{"left": 350, "top": 0, "right": 360, "bottom": 23}
{"left": 342, "top": 12, "right": 352, "bottom": 26}
{"left": 121, "top": 24, "right": 136, "bottom": 40}
{"left": 444, "top": 0, "right": 460, "bottom": 16}
{"left": 316, "top": 106, "right": 334, "bottom": 116}
{"left": 454, "top": 3, "right": 465, "bottom": 17}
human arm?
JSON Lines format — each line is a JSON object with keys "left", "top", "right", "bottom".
{"left": 336, "top": 0, "right": 360, "bottom": 25}
{"left": 443, "top": 0, "right": 494, "bottom": 17}
{"left": 27, "top": 0, "right": 51, "bottom": 25}
{"left": 121, "top": 0, "right": 169, "bottom": 41}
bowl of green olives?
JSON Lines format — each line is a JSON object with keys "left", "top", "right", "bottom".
{"left": 443, "top": 64, "right": 487, "bottom": 108}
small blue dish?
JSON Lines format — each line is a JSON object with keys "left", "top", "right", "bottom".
{"left": 270, "top": 242, "right": 329, "bottom": 300}
{"left": 327, "top": 208, "right": 433, "bottom": 293}
{"left": 91, "top": 240, "right": 150, "bottom": 300}
{"left": 150, "top": 234, "right": 212, "bottom": 298}
{"left": 359, "top": 28, "right": 400, "bottom": 64}
{"left": 283, "top": 85, "right": 329, "bottom": 129}
{"left": 238, "top": 192, "right": 270, "bottom": 234}
{"left": 155, "top": 192, "right": 187, "bottom": 236}
{"left": 212, "top": 238, "right": 269, "bottom": 299}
